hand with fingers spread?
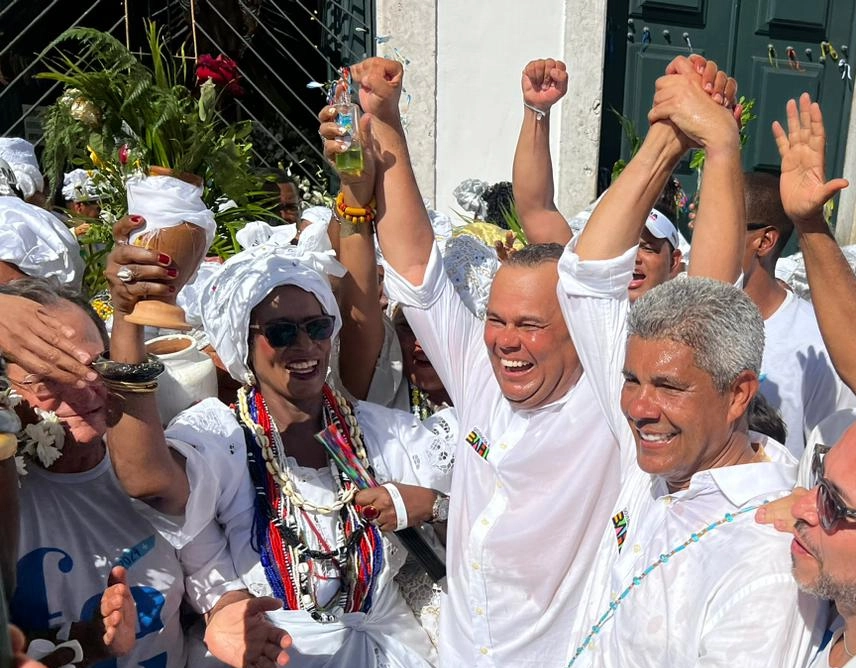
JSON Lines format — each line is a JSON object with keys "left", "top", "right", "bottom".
{"left": 354, "top": 482, "right": 438, "bottom": 532}
{"left": 521, "top": 58, "right": 568, "bottom": 114}
{"left": 204, "top": 594, "right": 291, "bottom": 668}
{"left": 105, "top": 215, "right": 179, "bottom": 317}
{"left": 773, "top": 92, "right": 850, "bottom": 226}
{"left": 0, "top": 295, "right": 100, "bottom": 388}
{"left": 100, "top": 566, "right": 136, "bottom": 657}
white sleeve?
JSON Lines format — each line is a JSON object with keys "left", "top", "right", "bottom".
{"left": 356, "top": 401, "right": 457, "bottom": 494}
{"left": 382, "top": 242, "right": 486, "bottom": 409}
{"left": 135, "top": 399, "right": 249, "bottom": 549}
{"left": 557, "top": 241, "right": 638, "bottom": 470}
{"left": 179, "top": 520, "right": 246, "bottom": 614}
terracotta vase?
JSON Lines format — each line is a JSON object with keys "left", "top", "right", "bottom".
{"left": 124, "top": 167, "right": 208, "bottom": 331}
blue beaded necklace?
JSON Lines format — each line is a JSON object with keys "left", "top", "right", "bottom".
{"left": 567, "top": 502, "right": 764, "bottom": 666}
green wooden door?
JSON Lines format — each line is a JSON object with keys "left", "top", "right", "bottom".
{"left": 601, "top": 0, "right": 856, "bottom": 234}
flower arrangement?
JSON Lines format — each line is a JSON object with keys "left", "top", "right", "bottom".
{"left": 38, "top": 23, "right": 271, "bottom": 295}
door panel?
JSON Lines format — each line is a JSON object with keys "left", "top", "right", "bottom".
{"left": 603, "top": 0, "right": 856, "bottom": 236}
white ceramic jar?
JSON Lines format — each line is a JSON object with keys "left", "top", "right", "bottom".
{"left": 145, "top": 334, "right": 217, "bottom": 425}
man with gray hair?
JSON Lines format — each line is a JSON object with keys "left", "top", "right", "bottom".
{"left": 555, "top": 68, "right": 823, "bottom": 666}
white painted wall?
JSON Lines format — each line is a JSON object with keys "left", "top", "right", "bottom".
{"left": 376, "top": 0, "right": 608, "bottom": 219}
{"left": 434, "top": 1, "right": 566, "bottom": 215}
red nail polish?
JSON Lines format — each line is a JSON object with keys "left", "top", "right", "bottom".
{"left": 166, "top": 268, "right": 178, "bottom": 278}
{"left": 158, "top": 253, "right": 172, "bottom": 265}
{"left": 130, "top": 215, "right": 143, "bottom": 223}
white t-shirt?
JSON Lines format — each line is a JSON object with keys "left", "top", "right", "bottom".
{"left": 761, "top": 290, "right": 856, "bottom": 457}
{"left": 11, "top": 452, "right": 187, "bottom": 668}
{"left": 557, "top": 243, "right": 824, "bottom": 667}
{"left": 383, "top": 244, "right": 621, "bottom": 668}
{"left": 150, "top": 396, "right": 455, "bottom": 668}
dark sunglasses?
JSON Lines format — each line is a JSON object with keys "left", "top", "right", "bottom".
{"left": 817, "top": 478, "right": 856, "bottom": 533}
{"left": 249, "top": 315, "right": 335, "bottom": 348}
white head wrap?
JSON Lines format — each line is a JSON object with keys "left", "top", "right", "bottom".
{"left": 235, "top": 221, "right": 297, "bottom": 249}
{"left": 200, "top": 233, "right": 346, "bottom": 385}
{"left": 176, "top": 260, "right": 222, "bottom": 328}
{"left": 0, "top": 196, "right": 83, "bottom": 286}
{"left": 0, "top": 138, "right": 43, "bottom": 200}
{"left": 62, "top": 169, "right": 98, "bottom": 203}
{"left": 126, "top": 174, "right": 216, "bottom": 247}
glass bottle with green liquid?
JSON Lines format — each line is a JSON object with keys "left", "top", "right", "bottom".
{"left": 333, "top": 67, "right": 364, "bottom": 177}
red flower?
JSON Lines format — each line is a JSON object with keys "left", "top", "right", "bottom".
{"left": 118, "top": 144, "right": 130, "bottom": 165}
{"left": 196, "top": 54, "right": 244, "bottom": 96}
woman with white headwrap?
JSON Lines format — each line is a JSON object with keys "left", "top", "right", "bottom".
{"left": 102, "top": 212, "right": 450, "bottom": 667}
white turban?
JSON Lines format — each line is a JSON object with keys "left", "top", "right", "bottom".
{"left": 235, "top": 221, "right": 297, "bottom": 249}
{"left": 0, "top": 138, "right": 44, "bottom": 200}
{"left": 200, "top": 234, "right": 346, "bottom": 385}
{"left": 0, "top": 196, "right": 83, "bottom": 286}
{"left": 62, "top": 169, "right": 98, "bottom": 203}
{"left": 126, "top": 174, "right": 216, "bottom": 248}
{"left": 176, "top": 260, "right": 222, "bottom": 328}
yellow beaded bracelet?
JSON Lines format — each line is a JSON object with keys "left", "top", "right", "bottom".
{"left": 336, "top": 192, "right": 376, "bottom": 224}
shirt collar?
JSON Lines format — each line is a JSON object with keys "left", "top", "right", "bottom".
{"left": 655, "top": 434, "right": 797, "bottom": 507}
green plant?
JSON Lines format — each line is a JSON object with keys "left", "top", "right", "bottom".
{"left": 38, "top": 22, "right": 268, "bottom": 295}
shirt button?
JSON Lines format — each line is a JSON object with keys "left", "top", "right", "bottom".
{"left": 472, "top": 561, "right": 481, "bottom": 571}
{"left": 475, "top": 607, "right": 484, "bottom": 616}
{"left": 633, "top": 543, "right": 642, "bottom": 554}
{"left": 480, "top": 647, "right": 490, "bottom": 655}
{"left": 499, "top": 442, "right": 508, "bottom": 450}
{"left": 495, "top": 481, "right": 503, "bottom": 489}
{"left": 481, "top": 518, "right": 490, "bottom": 526}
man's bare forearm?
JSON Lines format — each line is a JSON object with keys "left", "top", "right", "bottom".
{"left": 512, "top": 107, "right": 571, "bottom": 244}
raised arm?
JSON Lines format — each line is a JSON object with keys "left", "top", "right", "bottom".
{"left": 648, "top": 67, "right": 744, "bottom": 283}
{"left": 512, "top": 58, "right": 572, "bottom": 244}
{"left": 774, "top": 93, "right": 854, "bottom": 389}
{"left": 319, "top": 101, "right": 384, "bottom": 400}
{"left": 103, "top": 216, "right": 189, "bottom": 515}
{"left": 350, "top": 58, "right": 434, "bottom": 285}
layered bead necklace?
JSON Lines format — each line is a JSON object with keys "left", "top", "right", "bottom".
{"left": 566, "top": 502, "right": 765, "bottom": 666}
{"left": 408, "top": 383, "right": 449, "bottom": 421}
{"left": 237, "top": 384, "right": 384, "bottom": 623}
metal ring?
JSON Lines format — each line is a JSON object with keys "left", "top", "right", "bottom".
{"left": 116, "top": 266, "right": 135, "bottom": 284}
{"left": 360, "top": 504, "right": 380, "bottom": 522}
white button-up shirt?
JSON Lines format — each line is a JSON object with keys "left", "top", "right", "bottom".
{"left": 384, "top": 244, "right": 621, "bottom": 667}
{"left": 557, "top": 244, "right": 824, "bottom": 667}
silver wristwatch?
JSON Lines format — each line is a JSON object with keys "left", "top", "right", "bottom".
{"left": 430, "top": 493, "right": 450, "bottom": 523}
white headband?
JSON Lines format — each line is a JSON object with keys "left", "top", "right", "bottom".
{"left": 0, "top": 138, "right": 43, "bottom": 200}
{"left": 0, "top": 196, "right": 83, "bottom": 286}
{"left": 62, "top": 169, "right": 98, "bottom": 203}
{"left": 200, "top": 235, "right": 345, "bottom": 385}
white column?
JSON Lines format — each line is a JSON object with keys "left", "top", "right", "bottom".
{"left": 834, "top": 90, "right": 856, "bottom": 245}
{"left": 375, "top": 0, "right": 438, "bottom": 204}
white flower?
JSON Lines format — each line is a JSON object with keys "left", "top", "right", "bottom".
{"left": 1, "top": 388, "right": 21, "bottom": 409}
{"left": 19, "top": 408, "right": 65, "bottom": 469}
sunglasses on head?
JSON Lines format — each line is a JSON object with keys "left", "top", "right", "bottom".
{"left": 249, "top": 315, "right": 336, "bottom": 348}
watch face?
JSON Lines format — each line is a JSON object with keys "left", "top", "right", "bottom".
{"left": 433, "top": 494, "right": 450, "bottom": 523}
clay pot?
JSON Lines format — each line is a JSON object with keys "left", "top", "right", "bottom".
{"left": 145, "top": 334, "right": 217, "bottom": 424}
{"left": 124, "top": 167, "right": 209, "bottom": 331}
